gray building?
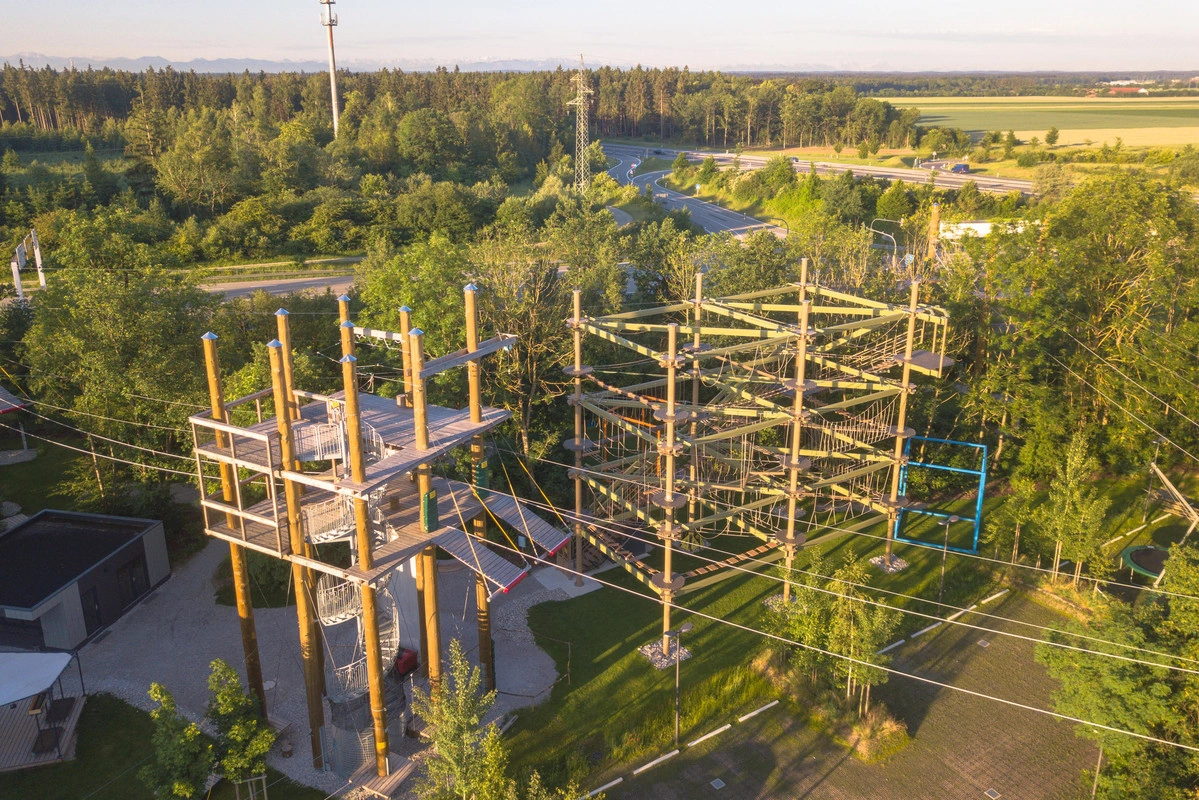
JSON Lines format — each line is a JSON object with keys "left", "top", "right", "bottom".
{"left": 0, "top": 511, "right": 169, "bottom": 650}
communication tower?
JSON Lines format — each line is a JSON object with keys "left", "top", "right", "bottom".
{"left": 320, "top": 0, "right": 341, "bottom": 137}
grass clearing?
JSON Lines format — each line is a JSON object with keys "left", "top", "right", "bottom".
{"left": 0, "top": 693, "right": 324, "bottom": 800}
{"left": 0, "top": 438, "right": 85, "bottom": 514}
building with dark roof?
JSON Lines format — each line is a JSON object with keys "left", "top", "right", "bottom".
{"left": 0, "top": 510, "right": 169, "bottom": 650}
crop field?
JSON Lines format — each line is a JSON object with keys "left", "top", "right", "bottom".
{"left": 884, "top": 95, "right": 1199, "bottom": 147}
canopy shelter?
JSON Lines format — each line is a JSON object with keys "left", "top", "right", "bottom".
{"left": 0, "top": 386, "right": 26, "bottom": 415}
{"left": 0, "top": 651, "right": 86, "bottom": 772}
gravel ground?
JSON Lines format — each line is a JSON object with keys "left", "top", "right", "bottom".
{"left": 78, "top": 541, "right": 575, "bottom": 795}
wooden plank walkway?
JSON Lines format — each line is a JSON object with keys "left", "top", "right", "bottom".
{"left": 0, "top": 694, "right": 85, "bottom": 773}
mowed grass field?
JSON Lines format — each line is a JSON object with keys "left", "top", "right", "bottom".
{"left": 883, "top": 95, "right": 1199, "bottom": 147}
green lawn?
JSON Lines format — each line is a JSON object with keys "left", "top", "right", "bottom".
{"left": 0, "top": 694, "right": 324, "bottom": 800}
{"left": 0, "top": 440, "right": 85, "bottom": 514}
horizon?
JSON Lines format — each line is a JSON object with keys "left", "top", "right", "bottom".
{"left": 12, "top": 0, "right": 1199, "bottom": 73}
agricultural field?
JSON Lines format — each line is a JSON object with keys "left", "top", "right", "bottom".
{"left": 885, "top": 95, "right": 1199, "bottom": 147}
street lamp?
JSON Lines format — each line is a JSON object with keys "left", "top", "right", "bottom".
{"left": 868, "top": 218, "right": 902, "bottom": 271}
{"left": 938, "top": 515, "right": 961, "bottom": 607}
{"left": 665, "top": 621, "right": 693, "bottom": 747}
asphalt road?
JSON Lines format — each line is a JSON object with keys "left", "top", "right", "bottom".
{"left": 604, "top": 142, "right": 1035, "bottom": 197}
{"left": 203, "top": 273, "right": 354, "bottom": 299}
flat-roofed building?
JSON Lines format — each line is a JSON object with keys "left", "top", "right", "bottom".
{"left": 0, "top": 510, "right": 169, "bottom": 650}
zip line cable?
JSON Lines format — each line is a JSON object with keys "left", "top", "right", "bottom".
{"left": 494, "top": 443, "right": 1199, "bottom": 603}
{"left": 1047, "top": 353, "right": 1199, "bottom": 466}
{"left": 473, "top": 478, "right": 1199, "bottom": 675}
{"left": 0, "top": 420, "right": 194, "bottom": 477}
{"left": 480, "top": 533, "right": 1199, "bottom": 755}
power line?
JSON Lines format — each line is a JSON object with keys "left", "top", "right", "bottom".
{"left": 18, "top": 396, "right": 190, "bottom": 433}
{"left": 1047, "top": 353, "right": 1199, "bottom": 465}
{"left": 496, "top": 443, "right": 1199, "bottom": 603}
{"left": 20, "top": 407, "right": 194, "bottom": 462}
{"left": 0, "top": 420, "right": 194, "bottom": 477}
{"left": 480, "top": 531, "right": 1199, "bottom": 755}
{"left": 477, "top": 479, "right": 1199, "bottom": 675}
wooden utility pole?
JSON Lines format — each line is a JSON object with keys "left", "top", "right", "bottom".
{"left": 201, "top": 332, "right": 267, "bottom": 718}
{"left": 410, "top": 329, "right": 443, "bottom": 691}
{"left": 656, "top": 323, "right": 685, "bottom": 656}
{"left": 464, "top": 284, "right": 496, "bottom": 691}
{"left": 884, "top": 281, "right": 920, "bottom": 566}
{"left": 338, "top": 320, "right": 391, "bottom": 777}
{"left": 688, "top": 273, "right": 703, "bottom": 532}
{"left": 570, "top": 289, "right": 587, "bottom": 587}
{"left": 782, "top": 287, "right": 811, "bottom": 602}
{"left": 267, "top": 340, "right": 325, "bottom": 770}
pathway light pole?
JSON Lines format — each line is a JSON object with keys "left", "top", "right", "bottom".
{"left": 665, "top": 621, "right": 693, "bottom": 747}
{"left": 938, "top": 515, "right": 961, "bottom": 607}
{"left": 868, "top": 218, "right": 902, "bottom": 271}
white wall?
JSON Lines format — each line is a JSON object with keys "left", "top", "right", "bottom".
{"left": 143, "top": 522, "right": 170, "bottom": 585}
{"left": 38, "top": 583, "right": 86, "bottom": 649}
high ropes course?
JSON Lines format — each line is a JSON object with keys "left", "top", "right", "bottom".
{"left": 562, "top": 262, "right": 956, "bottom": 653}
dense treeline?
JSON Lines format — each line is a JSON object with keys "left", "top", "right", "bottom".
{"left": 0, "top": 63, "right": 923, "bottom": 153}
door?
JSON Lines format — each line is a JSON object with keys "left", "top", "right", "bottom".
{"left": 116, "top": 554, "right": 149, "bottom": 609}
{"left": 81, "top": 587, "right": 102, "bottom": 635}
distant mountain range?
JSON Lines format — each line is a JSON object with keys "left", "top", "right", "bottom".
{"left": 0, "top": 51, "right": 608, "bottom": 74}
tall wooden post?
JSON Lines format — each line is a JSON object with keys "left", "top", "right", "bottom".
{"left": 410, "top": 329, "right": 443, "bottom": 692}
{"left": 464, "top": 284, "right": 495, "bottom": 691}
{"left": 782, "top": 295, "right": 811, "bottom": 603}
{"left": 885, "top": 281, "right": 921, "bottom": 565}
{"left": 338, "top": 320, "right": 391, "bottom": 777}
{"left": 658, "top": 323, "right": 682, "bottom": 656}
{"left": 688, "top": 273, "right": 703, "bottom": 531}
{"left": 337, "top": 293, "right": 351, "bottom": 325}
{"left": 927, "top": 203, "right": 940, "bottom": 263}
{"left": 571, "top": 290, "right": 586, "bottom": 587}
{"left": 201, "top": 333, "right": 267, "bottom": 719}
{"left": 267, "top": 340, "right": 324, "bottom": 770}
{"left": 275, "top": 309, "right": 298, "bottom": 426}
{"left": 398, "top": 306, "right": 413, "bottom": 407}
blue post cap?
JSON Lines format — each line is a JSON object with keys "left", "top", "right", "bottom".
{"left": 399, "top": 305, "right": 412, "bottom": 312}
{"left": 409, "top": 328, "right": 424, "bottom": 337}
{"left": 339, "top": 354, "right": 357, "bottom": 364}
{"left": 340, "top": 320, "right": 355, "bottom": 328}
{"left": 464, "top": 282, "right": 479, "bottom": 292}
{"left": 267, "top": 339, "right": 282, "bottom": 348}
{"left": 202, "top": 331, "right": 218, "bottom": 341}
{"left": 337, "top": 294, "right": 352, "bottom": 302}
{"left": 275, "top": 308, "right": 289, "bottom": 316}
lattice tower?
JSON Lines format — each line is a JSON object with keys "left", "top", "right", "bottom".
{"left": 567, "top": 55, "right": 594, "bottom": 193}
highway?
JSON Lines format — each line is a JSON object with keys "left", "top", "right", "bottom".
{"left": 608, "top": 150, "right": 785, "bottom": 236}
{"left": 603, "top": 142, "right": 1035, "bottom": 198}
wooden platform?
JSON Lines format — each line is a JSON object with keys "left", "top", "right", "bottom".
{"left": 346, "top": 753, "right": 417, "bottom": 798}
{"left": 0, "top": 694, "right": 85, "bottom": 773}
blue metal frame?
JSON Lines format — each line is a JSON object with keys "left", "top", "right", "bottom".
{"left": 894, "top": 436, "right": 988, "bottom": 555}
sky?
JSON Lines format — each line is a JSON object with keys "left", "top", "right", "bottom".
{"left": 13, "top": 0, "right": 1199, "bottom": 72}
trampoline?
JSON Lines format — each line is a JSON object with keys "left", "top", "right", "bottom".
{"left": 1120, "top": 545, "right": 1169, "bottom": 579}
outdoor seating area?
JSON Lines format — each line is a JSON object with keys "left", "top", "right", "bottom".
{"left": 0, "top": 652, "right": 86, "bottom": 773}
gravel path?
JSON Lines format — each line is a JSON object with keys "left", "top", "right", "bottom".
{"left": 78, "top": 541, "right": 573, "bottom": 794}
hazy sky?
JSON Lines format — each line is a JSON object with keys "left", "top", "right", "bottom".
{"left": 16, "top": 0, "right": 1199, "bottom": 71}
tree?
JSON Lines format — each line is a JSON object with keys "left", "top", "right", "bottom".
{"left": 671, "top": 150, "right": 690, "bottom": 176}
{"left": 155, "top": 108, "right": 241, "bottom": 214}
{"left": 413, "top": 639, "right": 511, "bottom": 800}
{"left": 1002, "top": 130, "right": 1018, "bottom": 159}
{"left": 876, "top": 180, "right": 912, "bottom": 222}
{"left": 206, "top": 659, "right": 275, "bottom": 784}
{"left": 1035, "top": 432, "right": 1111, "bottom": 584}
{"left": 824, "top": 553, "right": 899, "bottom": 713}
{"left": 1045, "top": 126, "right": 1060, "bottom": 147}
{"left": 140, "top": 683, "right": 214, "bottom": 799}
{"left": 984, "top": 476, "right": 1039, "bottom": 563}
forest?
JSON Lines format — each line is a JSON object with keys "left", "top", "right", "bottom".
{"left": 0, "top": 61, "right": 1197, "bottom": 798}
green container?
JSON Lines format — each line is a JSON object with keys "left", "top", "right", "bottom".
{"left": 421, "top": 489, "right": 438, "bottom": 533}
{"left": 474, "top": 459, "right": 490, "bottom": 499}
